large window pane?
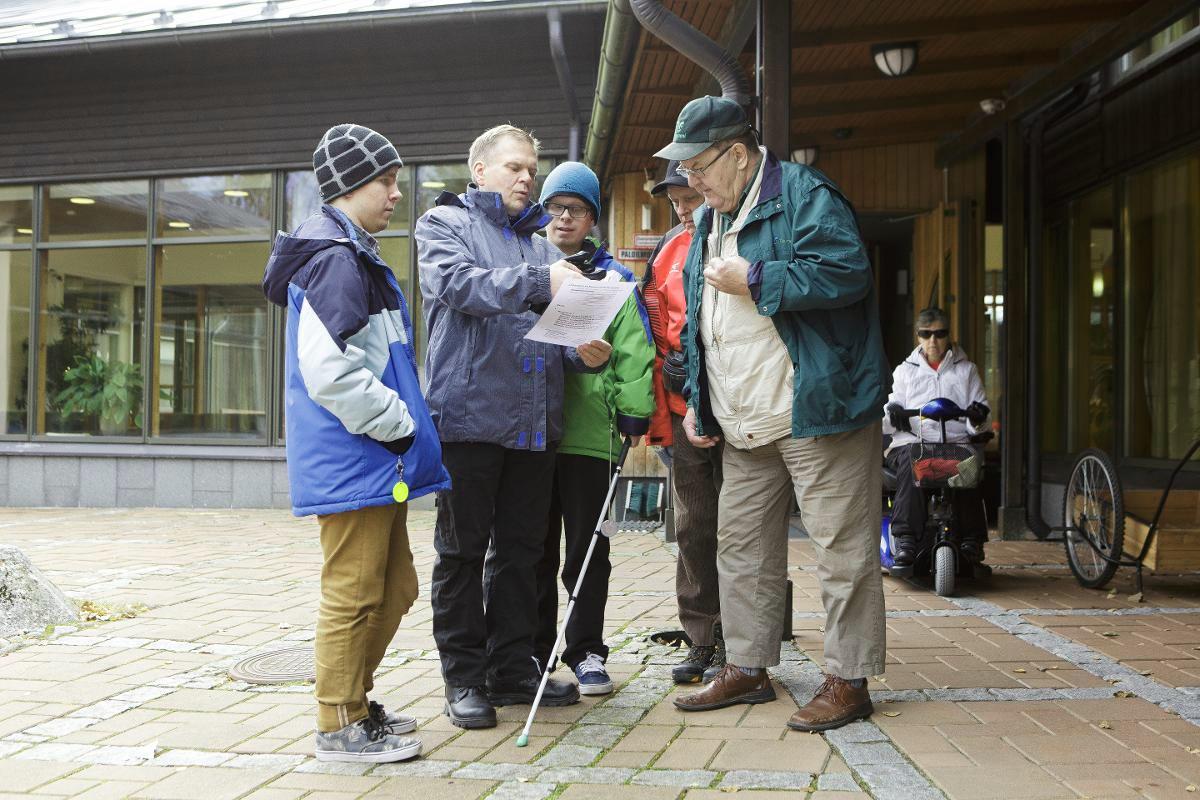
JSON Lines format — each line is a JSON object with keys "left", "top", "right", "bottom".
{"left": 0, "top": 185, "right": 33, "bottom": 244}
{"left": 1125, "top": 148, "right": 1200, "bottom": 460}
{"left": 1073, "top": 187, "right": 1116, "bottom": 453}
{"left": 155, "top": 174, "right": 272, "bottom": 238}
{"left": 285, "top": 167, "right": 412, "bottom": 232}
{"left": 39, "top": 248, "right": 146, "bottom": 436}
{"left": 153, "top": 243, "right": 270, "bottom": 440}
{"left": 1, "top": 250, "right": 32, "bottom": 434}
{"left": 42, "top": 181, "right": 148, "bottom": 242}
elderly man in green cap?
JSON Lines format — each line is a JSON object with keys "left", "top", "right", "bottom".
{"left": 660, "top": 95, "right": 890, "bottom": 732}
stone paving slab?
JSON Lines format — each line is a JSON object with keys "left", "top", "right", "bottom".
{"left": 4, "top": 509, "right": 1200, "bottom": 798}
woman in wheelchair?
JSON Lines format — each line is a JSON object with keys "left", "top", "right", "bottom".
{"left": 882, "top": 307, "right": 991, "bottom": 575}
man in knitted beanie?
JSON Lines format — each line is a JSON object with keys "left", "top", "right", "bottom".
{"left": 263, "top": 123, "right": 450, "bottom": 763}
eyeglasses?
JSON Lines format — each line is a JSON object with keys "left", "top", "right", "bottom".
{"left": 676, "top": 143, "right": 735, "bottom": 178}
{"left": 917, "top": 328, "right": 950, "bottom": 339}
{"left": 544, "top": 201, "right": 591, "bottom": 219}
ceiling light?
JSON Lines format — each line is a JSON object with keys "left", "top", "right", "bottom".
{"left": 223, "top": 189, "right": 250, "bottom": 198}
{"left": 168, "top": 221, "right": 191, "bottom": 229}
{"left": 69, "top": 197, "right": 95, "bottom": 205}
{"left": 16, "top": 227, "right": 32, "bottom": 235}
{"left": 791, "top": 147, "right": 818, "bottom": 166}
{"left": 421, "top": 181, "right": 446, "bottom": 189}
{"left": 871, "top": 42, "right": 919, "bottom": 77}
{"left": 979, "top": 97, "right": 1006, "bottom": 115}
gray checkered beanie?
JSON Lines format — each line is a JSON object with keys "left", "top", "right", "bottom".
{"left": 313, "top": 124, "right": 403, "bottom": 202}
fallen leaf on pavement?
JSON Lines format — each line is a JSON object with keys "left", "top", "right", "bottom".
{"left": 882, "top": 711, "right": 901, "bottom": 717}
{"left": 1099, "top": 720, "right": 1112, "bottom": 729}
{"left": 1013, "top": 668, "right": 1027, "bottom": 673}
{"left": 1129, "top": 592, "right": 1144, "bottom": 603}
{"left": 1101, "top": 631, "right": 1120, "bottom": 637}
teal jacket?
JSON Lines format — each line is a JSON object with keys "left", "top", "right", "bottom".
{"left": 681, "top": 151, "right": 889, "bottom": 440}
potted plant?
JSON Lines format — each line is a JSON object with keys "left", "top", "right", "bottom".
{"left": 56, "top": 355, "right": 143, "bottom": 436}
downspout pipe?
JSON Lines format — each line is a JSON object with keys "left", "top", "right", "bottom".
{"left": 1024, "top": 82, "right": 1090, "bottom": 539}
{"left": 584, "top": 0, "right": 638, "bottom": 176}
{"left": 627, "top": 0, "right": 752, "bottom": 107}
{"left": 547, "top": 8, "right": 582, "bottom": 161}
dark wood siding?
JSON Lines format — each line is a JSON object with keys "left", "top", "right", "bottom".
{"left": 0, "top": 9, "right": 603, "bottom": 181}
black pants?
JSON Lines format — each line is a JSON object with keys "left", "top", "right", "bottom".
{"left": 670, "top": 412, "right": 723, "bottom": 646}
{"left": 534, "top": 453, "right": 612, "bottom": 671}
{"left": 887, "top": 446, "right": 987, "bottom": 543}
{"left": 432, "top": 442, "right": 557, "bottom": 687}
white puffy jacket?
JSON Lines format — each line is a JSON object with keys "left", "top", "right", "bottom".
{"left": 882, "top": 345, "right": 988, "bottom": 454}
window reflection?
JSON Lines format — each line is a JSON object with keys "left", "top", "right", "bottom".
{"left": 0, "top": 185, "right": 33, "bottom": 244}
{"left": 39, "top": 247, "right": 146, "bottom": 437}
{"left": 42, "top": 181, "right": 148, "bottom": 242}
{"left": 155, "top": 174, "right": 272, "bottom": 237}
{"left": 285, "top": 167, "right": 412, "bottom": 232}
{"left": 153, "top": 243, "right": 270, "bottom": 440}
{"left": 1, "top": 250, "right": 31, "bottom": 434}
{"left": 1124, "top": 148, "right": 1200, "bottom": 460}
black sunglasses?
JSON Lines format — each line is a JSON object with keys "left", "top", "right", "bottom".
{"left": 917, "top": 328, "right": 949, "bottom": 339}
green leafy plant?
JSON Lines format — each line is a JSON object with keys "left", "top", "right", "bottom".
{"left": 55, "top": 355, "right": 143, "bottom": 435}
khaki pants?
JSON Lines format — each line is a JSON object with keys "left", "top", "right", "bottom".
{"left": 315, "top": 503, "right": 418, "bottom": 732}
{"left": 718, "top": 423, "right": 885, "bottom": 678}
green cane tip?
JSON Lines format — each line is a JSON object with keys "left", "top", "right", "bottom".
{"left": 516, "top": 734, "right": 529, "bottom": 748}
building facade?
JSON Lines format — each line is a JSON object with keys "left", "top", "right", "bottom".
{"left": 0, "top": 0, "right": 604, "bottom": 507}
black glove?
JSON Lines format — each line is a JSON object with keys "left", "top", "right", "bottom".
{"left": 382, "top": 434, "right": 415, "bottom": 455}
{"left": 886, "top": 403, "right": 911, "bottom": 433}
{"left": 966, "top": 401, "right": 990, "bottom": 427}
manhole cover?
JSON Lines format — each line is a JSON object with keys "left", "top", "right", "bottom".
{"left": 229, "top": 646, "right": 315, "bottom": 685}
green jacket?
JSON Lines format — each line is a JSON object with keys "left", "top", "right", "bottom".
{"left": 681, "top": 151, "right": 889, "bottom": 439}
{"left": 560, "top": 245, "right": 655, "bottom": 462}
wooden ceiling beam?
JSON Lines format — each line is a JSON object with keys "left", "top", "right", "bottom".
{"left": 790, "top": 50, "right": 1060, "bottom": 87}
{"left": 790, "top": 88, "right": 1004, "bottom": 117}
{"left": 636, "top": 83, "right": 700, "bottom": 100}
{"left": 790, "top": 4, "right": 1140, "bottom": 48}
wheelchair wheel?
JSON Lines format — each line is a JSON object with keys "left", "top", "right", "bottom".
{"left": 933, "top": 546, "right": 956, "bottom": 597}
{"left": 1063, "top": 448, "right": 1124, "bottom": 589}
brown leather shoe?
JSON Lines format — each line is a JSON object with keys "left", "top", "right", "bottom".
{"left": 673, "top": 664, "right": 776, "bottom": 712}
{"left": 787, "top": 674, "right": 873, "bottom": 732}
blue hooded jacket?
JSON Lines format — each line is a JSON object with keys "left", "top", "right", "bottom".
{"left": 415, "top": 186, "right": 598, "bottom": 450}
{"left": 262, "top": 206, "right": 451, "bottom": 516}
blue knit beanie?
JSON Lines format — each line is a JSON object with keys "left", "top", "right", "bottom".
{"left": 539, "top": 161, "right": 601, "bottom": 218}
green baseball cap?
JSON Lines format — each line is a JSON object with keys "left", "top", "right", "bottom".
{"left": 654, "top": 95, "right": 752, "bottom": 161}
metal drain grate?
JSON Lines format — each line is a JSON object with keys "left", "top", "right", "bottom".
{"left": 229, "top": 646, "right": 315, "bottom": 685}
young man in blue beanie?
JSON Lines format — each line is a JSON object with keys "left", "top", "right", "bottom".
{"left": 263, "top": 123, "right": 451, "bottom": 762}
{"left": 532, "top": 162, "right": 654, "bottom": 696}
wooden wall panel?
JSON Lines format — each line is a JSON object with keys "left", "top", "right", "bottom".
{"left": 816, "top": 141, "right": 942, "bottom": 213}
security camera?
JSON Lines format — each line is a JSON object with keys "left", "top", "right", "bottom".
{"left": 979, "top": 97, "right": 1006, "bottom": 115}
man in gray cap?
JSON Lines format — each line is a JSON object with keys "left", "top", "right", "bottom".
{"left": 643, "top": 161, "right": 726, "bottom": 684}
{"left": 659, "top": 96, "right": 890, "bottom": 733}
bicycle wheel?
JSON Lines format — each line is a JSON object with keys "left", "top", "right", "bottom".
{"left": 1063, "top": 448, "right": 1124, "bottom": 589}
{"left": 934, "top": 546, "right": 956, "bottom": 597}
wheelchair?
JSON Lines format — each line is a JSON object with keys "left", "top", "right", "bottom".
{"left": 879, "top": 398, "right": 993, "bottom": 597}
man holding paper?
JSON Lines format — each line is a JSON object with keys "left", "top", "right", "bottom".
{"left": 416, "top": 126, "right": 610, "bottom": 730}
{"left": 532, "top": 162, "right": 654, "bottom": 697}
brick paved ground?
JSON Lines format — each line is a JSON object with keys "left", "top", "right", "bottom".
{"left": 4, "top": 509, "right": 1200, "bottom": 799}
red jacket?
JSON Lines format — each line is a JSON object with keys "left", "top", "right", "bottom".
{"left": 642, "top": 223, "right": 692, "bottom": 445}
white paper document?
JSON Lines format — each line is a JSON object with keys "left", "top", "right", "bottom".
{"left": 524, "top": 279, "right": 635, "bottom": 347}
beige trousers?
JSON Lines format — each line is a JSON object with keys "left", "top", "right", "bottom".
{"left": 315, "top": 503, "right": 418, "bottom": 732}
{"left": 717, "top": 423, "right": 885, "bottom": 678}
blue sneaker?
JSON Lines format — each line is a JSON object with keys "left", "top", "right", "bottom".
{"left": 574, "top": 652, "right": 614, "bottom": 696}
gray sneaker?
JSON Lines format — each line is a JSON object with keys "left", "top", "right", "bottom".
{"left": 315, "top": 716, "right": 421, "bottom": 763}
{"left": 369, "top": 700, "right": 417, "bottom": 734}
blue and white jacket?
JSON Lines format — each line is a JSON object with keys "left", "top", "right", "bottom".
{"left": 262, "top": 205, "right": 451, "bottom": 516}
{"left": 415, "top": 186, "right": 599, "bottom": 450}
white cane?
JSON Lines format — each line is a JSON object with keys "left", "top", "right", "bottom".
{"left": 516, "top": 436, "right": 634, "bottom": 747}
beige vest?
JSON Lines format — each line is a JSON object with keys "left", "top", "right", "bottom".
{"left": 699, "top": 148, "right": 794, "bottom": 450}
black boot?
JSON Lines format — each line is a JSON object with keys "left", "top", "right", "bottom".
{"left": 445, "top": 686, "right": 496, "bottom": 730}
{"left": 961, "top": 539, "right": 992, "bottom": 578}
{"left": 672, "top": 644, "right": 715, "bottom": 684}
{"left": 487, "top": 675, "right": 580, "bottom": 707}
{"left": 702, "top": 624, "right": 727, "bottom": 683}
{"left": 890, "top": 534, "right": 918, "bottom": 576}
